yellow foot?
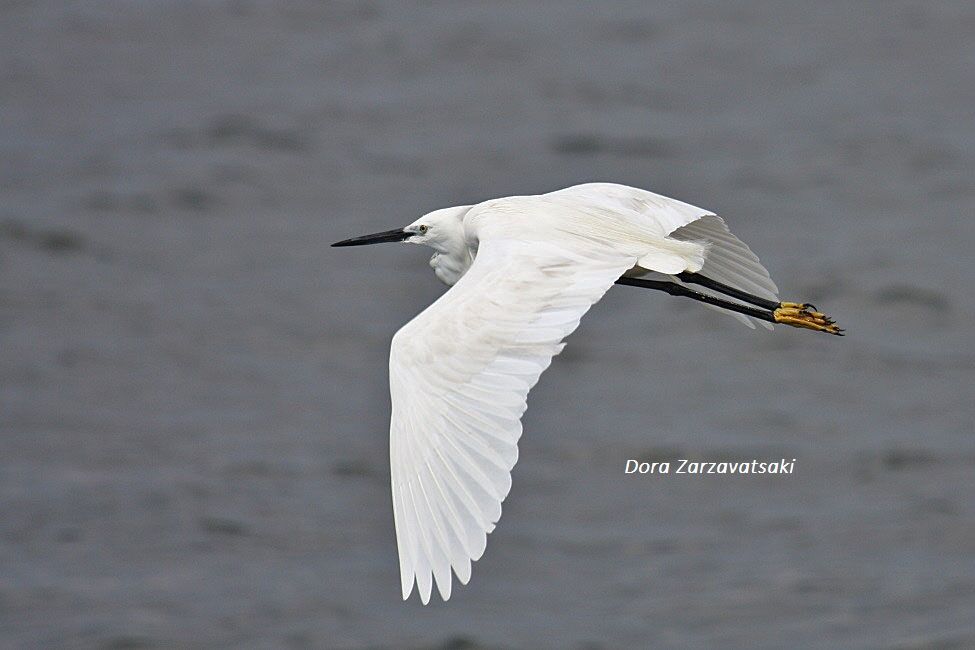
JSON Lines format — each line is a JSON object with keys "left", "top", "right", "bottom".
{"left": 774, "top": 303, "right": 844, "bottom": 335}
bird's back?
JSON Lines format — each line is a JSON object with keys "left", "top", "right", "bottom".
{"left": 462, "top": 183, "right": 712, "bottom": 276}
{"left": 543, "top": 182, "right": 715, "bottom": 237}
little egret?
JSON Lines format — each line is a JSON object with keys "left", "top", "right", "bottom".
{"left": 333, "top": 182, "right": 841, "bottom": 604}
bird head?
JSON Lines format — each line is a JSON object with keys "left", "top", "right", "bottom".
{"left": 332, "top": 205, "right": 470, "bottom": 253}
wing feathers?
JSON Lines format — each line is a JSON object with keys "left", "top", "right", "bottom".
{"left": 550, "top": 185, "right": 779, "bottom": 328}
{"left": 668, "top": 214, "right": 779, "bottom": 329}
{"left": 389, "top": 231, "right": 639, "bottom": 603}
{"left": 670, "top": 215, "right": 777, "bottom": 298}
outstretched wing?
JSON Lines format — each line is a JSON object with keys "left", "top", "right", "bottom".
{"left": 388, "top": 225, "right": 645, "bottom": 604}
{"left": 669, "top": 214, "right": 779, "bottom": 329}
{"left": 550, "top": 183, "right": 779, "bottom": 329}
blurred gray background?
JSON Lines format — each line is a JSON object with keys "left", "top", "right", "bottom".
{"left": 2, "top": 2, "right": 974, "bottom": 648}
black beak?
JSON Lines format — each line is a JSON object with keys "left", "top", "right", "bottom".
{"left": 331, "top": 228, "right": 411, "bottom": 247}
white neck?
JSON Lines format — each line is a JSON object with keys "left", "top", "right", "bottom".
{"left": 417, "top": 205, "right": 473, "bottom": 286}
{"left": 428, "top": 242, "right": 471, "bottom": 286}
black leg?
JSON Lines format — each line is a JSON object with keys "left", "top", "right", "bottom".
{"left": 675, "top": 271, "right": 781, "bottom": 311}
{"left": 616, "top": 275, "right": 844, "bottom": 335}
{"left": 615, "top": 276, "right": 775, "bottom": 323}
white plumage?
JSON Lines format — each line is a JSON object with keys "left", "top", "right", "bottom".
{"left": 335, "top": 183, "right": 786, "bottom": 603}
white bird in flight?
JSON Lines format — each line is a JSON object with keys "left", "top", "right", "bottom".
{"left": 333, "top": 182, "right": 841, "bottom": 604}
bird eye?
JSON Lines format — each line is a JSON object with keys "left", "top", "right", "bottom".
{"left": 418, "top": 225, "right": 428, "bottom": 234}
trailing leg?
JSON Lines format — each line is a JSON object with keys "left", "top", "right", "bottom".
{"left": 616, "top": 276, "right": 843, "bottom": 335}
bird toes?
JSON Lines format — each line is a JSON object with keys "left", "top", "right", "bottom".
{"left": 774, "top": 304, "right": 844, "bottom": 336}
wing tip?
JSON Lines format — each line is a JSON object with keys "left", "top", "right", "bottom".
{"left": 436, "top": 575, "right": 452, "bottom": 602}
